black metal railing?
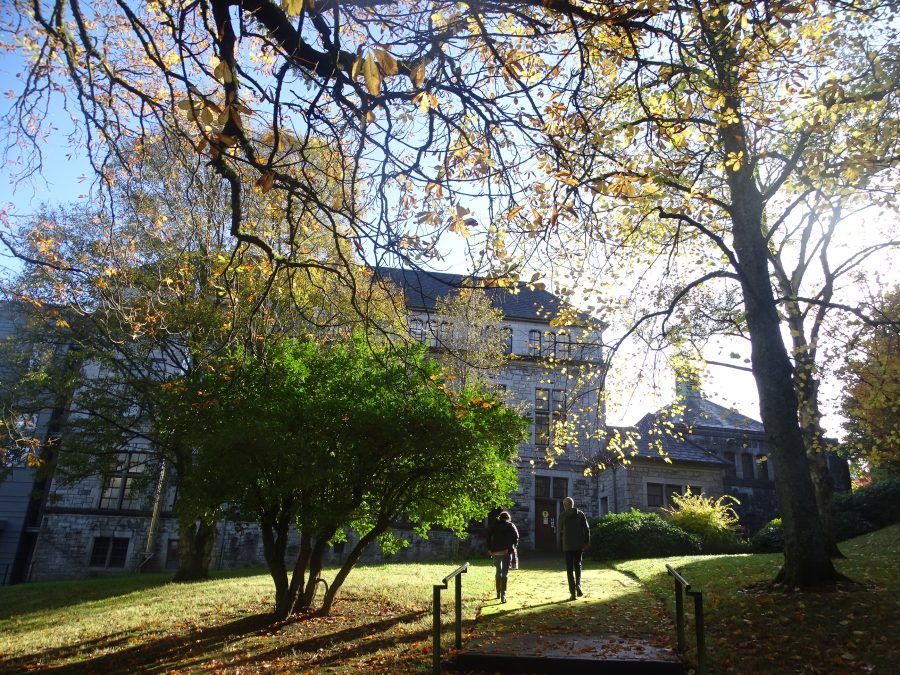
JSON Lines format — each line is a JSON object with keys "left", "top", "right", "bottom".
{"left": 666, "top": 564, "right": 706, "bottom": 675}
{"left": 432, "top": 562, "right": 469, "bottom": 674}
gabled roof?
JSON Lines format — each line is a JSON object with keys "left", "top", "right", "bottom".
{"left": 603, "top": 425, "right": 729, "bottom": 466}
{"left": 638, "top": 393, "right": 765, "bottom": 434}
{"left": 373, "top": 266, "right": 590, "bottom": 325}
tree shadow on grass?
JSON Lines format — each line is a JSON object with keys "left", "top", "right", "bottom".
{"left": 2, "top": 609, "right": 433, "bottom": 673}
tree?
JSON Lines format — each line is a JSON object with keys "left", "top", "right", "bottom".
{"left": 160, "top": 336, "right": 526, "bottom": 619}
{"left": 4, "top": 0, "right": 897, "bottom": 589}
{"left": 430, "top": 287, "right": 509, "bottom": 391}
{"left": 839, "top": 288, "right": 900, "bottom": 473}
{"left": 515, "top": 1, "right": 899, "bottom": 586}
{"left": 2, "top": 132, "right": 395, "bottom": 580}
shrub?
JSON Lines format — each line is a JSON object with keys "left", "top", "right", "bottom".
{"left": 589, "top": 510, "right": 701, "bottom": 560}
{"left": 750, "top": 518, "right": 783, "bottom": 553}
{"left": 833, "top": 474, "right": 900, "bottom": 530}
{"left": 662, "top": 490, "right": 747, "bottom": 553}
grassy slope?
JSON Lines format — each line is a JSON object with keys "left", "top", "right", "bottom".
{"left": 616, "top": 523, "right": 900, "bottom": 674}
{"left": 1, "top": 526, "right": 897, "bottom": 673}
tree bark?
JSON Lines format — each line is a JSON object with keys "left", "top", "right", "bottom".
{"left": 726, "top": 169, "right": 839, "bottom": 586}
{"left": 173, "top": 516, "right": 215, "bottom": 582}
{"left": 260, "top": 513, "right": 292, "bottom": 620}
{"left": 319, "top": 526, "right": 384, "bottom": 615}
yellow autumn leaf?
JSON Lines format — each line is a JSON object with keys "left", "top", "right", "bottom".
{"left": 375, "top": 49, "right": 398, "bottom": 76}
{"left": 363, "top": 52, "right": 381, "bottom": 96}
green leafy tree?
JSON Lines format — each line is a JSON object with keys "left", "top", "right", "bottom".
{"left": 2, "top": 133, "right": 394, "bottom": 581}
{"left": 160, "top": 336, "right": 526, "bottom": 619}
{"left": 839, "top": 288, "right": 900, "bottom": 473}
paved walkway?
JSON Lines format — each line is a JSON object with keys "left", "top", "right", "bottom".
{"left": 454, "top": 558, "right": 682, "bottom": 673}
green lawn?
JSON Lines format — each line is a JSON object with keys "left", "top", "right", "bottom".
{"left": 1, "top": 525, "right": 897, "bottom": 673}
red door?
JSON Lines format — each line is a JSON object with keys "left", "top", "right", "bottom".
{"left": 534, "top": 499, "right": 558, "bottom": 552}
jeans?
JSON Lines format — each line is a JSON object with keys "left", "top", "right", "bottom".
{"left": 565, "top": 550, "right": 583, "bottom": 592}
{"left": 494, "top": 552, "right": 511, "bottom": 578}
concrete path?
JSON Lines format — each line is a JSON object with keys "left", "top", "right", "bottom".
{"left": 453, "top": 558, "right": 683, "bottom": 673}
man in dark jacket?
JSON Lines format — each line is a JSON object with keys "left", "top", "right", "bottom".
{"left": 487, "top": 511, "right": 519, "bottom": 603}
{"left": 558, "top": 496, "right": 590, "bottom": 600}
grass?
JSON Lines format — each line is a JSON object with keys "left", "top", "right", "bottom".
{"left": 616, "top": 522, "right": 900, "bottom": 673}
{"left": 1, "top": 526, "right": 897, "bottom": 673}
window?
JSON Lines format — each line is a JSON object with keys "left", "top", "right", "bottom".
{"left": 534, "top": 475, "right": 567, "bottom": 499}
{"left": 89, "top": 536, "right": 130, "bottom": 568}
{"left": 723, "top": 451, "right": 737, "bottom": 478}
{"left": 99, "top": 452, "right": 150, "bottom": 511}
{"left": 552, "top": 477, "right": 568, "bottom": 499}
{"left": 600, "top": 496, "right": 609, "bottom": 516}
{"left": 534, "top": 388, "right": 566, "bottom": 447}
{"left": 502, "top": 327, "right": 513, "bottom": 354}
{"left": 647, "top": 483, "right": 700, "bottom": 508}
{"left": 741, "top": 453, "right": 756, "bottom": 480}
{"left": 165, "top": 539, "right": 180, "bottom": 570}
{"left": 757, "top": 455, "right": 770, "bottom": 481}
{"left": 528, "top": 330, "right": 542, "bottom": 356}
{"left": 409, "top": 318, "right": 425, "bottom": 344}
{"left": 555, "top": 333, "right": 571, "bottom": 359}
{"left": 535, "top": 475, "right": 551, "bottom": 498}
{"left": 424, "top": 321, "right": 438, "bottom": 347}
{"left": 437, "top": 321, "right": 452, "bottom": 346}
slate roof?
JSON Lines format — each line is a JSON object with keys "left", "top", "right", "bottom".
{"left": 373, "top": 267, "right": 590, "bottom": 324}
{"left": 638, "top": 393, "right": 765, "bottom": 434}
{"left": 603, "top": 424, "right": 729, "bottom": 466}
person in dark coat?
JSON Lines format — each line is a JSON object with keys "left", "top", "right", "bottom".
{"left": 487, "top": 511, "right": 519, "bottom": 603}
{"left": 558, "top": 496, "right": 590, "bottom": 600}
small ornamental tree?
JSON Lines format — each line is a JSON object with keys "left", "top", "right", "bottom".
{"left": 159, "top": 335, "right": 527, "bottom": 619}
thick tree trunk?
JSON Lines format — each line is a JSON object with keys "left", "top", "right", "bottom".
{"left": 726, "top": 171, "right": 839, "bottom": 587}
{"left": 299, "top": 538, "right": 328, "bottom": 609}
{"left": 286, "top": 531, "right": 312, "bottom": 616}
{"left": 173, "top": 516, "right": 215, "bottom": 582}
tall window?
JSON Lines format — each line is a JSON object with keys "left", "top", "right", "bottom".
{"left": 741, "top": 453, "right": 756, "bottom": 480}
{"left": 502, "top": 327, "right": 513, "bottom": 354}
{"left": 89, "top": 536, "right": 130, "bottom": 568}
{"left": 555, "top": 333, "right": 571, "bottom": 358}
{"left": 99, "top": 451, "right": 149, "bottom": 511}
{"left": 757, "top": 455, "right": 770, "bottom": 481}
{"left": 528, "top": 329, "right": 542, "bottom": 356}
{"left": 723, "top": 451, "right": 737, "bottom": 478}
{"left": 535, "top": 388, "right": 566, "bottom": 447}
{"left": 437, "top": 321, "right": 452, "bottom": 346}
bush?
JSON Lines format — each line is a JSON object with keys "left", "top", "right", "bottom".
{"left": 589, "top": 510, "right": 701, "bottom": 560}
{"left": 750, "top": 518, "right": 783, "bottom": 553}
{"left": 662, "top": 490, "right": 747, "bottom": 553}
{"left": 834, "top": 474, "right": 900, "bottom": 530}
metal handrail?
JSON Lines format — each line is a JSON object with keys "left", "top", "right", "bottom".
{"left": 432, "top": 562, "right": 469, "bottom": 675}
{"left": 666, "top": 564, "right": 706, "bottom": 675}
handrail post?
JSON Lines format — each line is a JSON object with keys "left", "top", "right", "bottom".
{"left": 433, "top": 584, "right": 442, "bottom": 675}
{"left": 692, "top": 590, "right": 706, "bottom": 675}
{"left": 432, "top": 562, "right": 469, "bottom": 674}
{"left": 454, "top": 573, "right": 463, "bottom": 649}
{"left": 674, "top": 575, "right": 685, "bottom": 651}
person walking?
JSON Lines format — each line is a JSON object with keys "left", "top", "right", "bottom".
{"left": 487, "top": 511, "right": 519, "bottom": 603}
{"left": 558, "top": 496, "right": 590, "bottom": 600}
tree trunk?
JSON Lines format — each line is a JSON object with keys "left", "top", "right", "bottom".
{"left": 319, "top": 527, "right": 383, "bottom": 615}
{"left": 726, "top": 169, "right": 839, "bottom": 587}
{"left": 286, "top": 531, "right": 312, "bottom": 616}
{"left": 299, "top": 538, "right": 328, "bottom": 609}
{"left": 260, "top": 515, "right": 292, "bottom": 620}
{"left": 173, "top": 516, "right": 215, "bottom": 582}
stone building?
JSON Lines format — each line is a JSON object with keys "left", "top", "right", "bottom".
{"left": 10, "top": 268, "right": 607, "bottom": 581}
{"left": 598, "top": 377, "right": 850, "bottom": 534}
